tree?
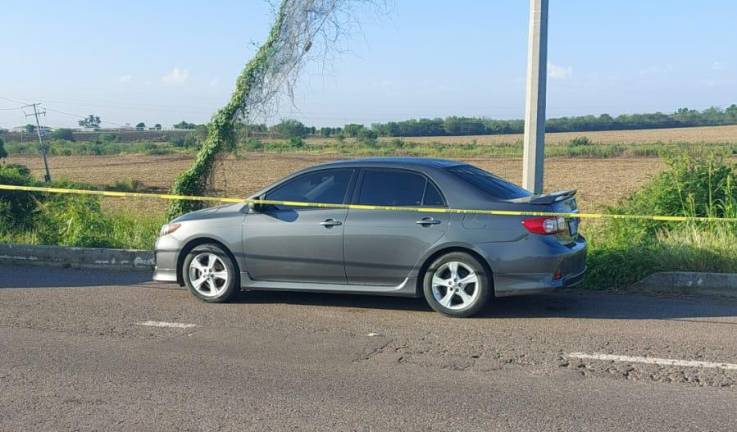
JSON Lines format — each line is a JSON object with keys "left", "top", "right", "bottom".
{"left": 136, "top": 122, "right": 146, "bottom": 131}
{"left": 78, "top": 115, "right": 101, "bottom": 129}
{"left": 271, "top": 119, "right": 306, "bottom": 138}
{"left": 0, "top": 136, "right": 7, "bottom": 159}
{"left": 154, "top": 123, "right": 162, "bottom": 131}
{"left": 167, "top": 0, "right": 377, "bottom": 219}
{"left": 173, "top": 121, "right": 198, "bottom": 130}
{"left": 24, "top": 124, "right": 36, "bottom": 134}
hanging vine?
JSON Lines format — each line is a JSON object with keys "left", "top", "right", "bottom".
{"left": 167, "top": 0, "right": 374, "bottom": 219}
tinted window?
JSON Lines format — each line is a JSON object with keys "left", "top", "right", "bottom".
{"left": 423, "top": 181, "right": 446, "bottom": 206}
{"left": 267, "top": 169, "right": 353, "bottom": 204}
{"left": 359, "top": 170, "right": 427, "bottom": 206}
{"left": 448, "top": 165, "right": 530, "bottom": 199}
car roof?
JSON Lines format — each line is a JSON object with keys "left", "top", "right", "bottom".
{"left": 311, "top": 157, "right": 465, "bottom": 170}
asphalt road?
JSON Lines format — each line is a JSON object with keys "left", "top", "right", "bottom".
{"left": 1, "top": 264, "right": 737, "bottom": 431}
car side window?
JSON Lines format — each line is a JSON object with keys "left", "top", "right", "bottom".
{"left": 267, "top": 169, "right": 353, "bottom": 205}
{"left": 358, "top": 170, "right": 429, "bottom": 207}
{"left": 423, "top": 181, "right": 446, "bottom": 206}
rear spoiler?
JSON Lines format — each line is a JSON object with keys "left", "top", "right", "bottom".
{"left": 506, "top": 189, "right": 577, "bottom": 205}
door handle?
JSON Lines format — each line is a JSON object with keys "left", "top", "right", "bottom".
{"left": 416, "top": 217, "right": 441, "bottom": 226}
{"left": 320, "top": 219, "right": 343, "bottom": 227}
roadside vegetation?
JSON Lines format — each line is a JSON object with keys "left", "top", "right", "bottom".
{"left": 585, "top": 151, "right": 737, "bottom": 289}
{"left": 0, "top": 164, "right": 163, "bottom": 250}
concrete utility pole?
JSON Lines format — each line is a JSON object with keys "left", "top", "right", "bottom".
{"left": 24, "top": 103, "right": 52, "bottom": 182}
{"left": 522, "top": 0, "right": 549, "bottom": 194}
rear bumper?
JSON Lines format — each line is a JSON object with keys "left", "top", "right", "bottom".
{"left": 488, "top": 236, "right": 588, "bottom": 297}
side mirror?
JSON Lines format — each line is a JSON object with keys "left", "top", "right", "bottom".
{"left": 247, "top": 201, "right": 262, "bottom": 213}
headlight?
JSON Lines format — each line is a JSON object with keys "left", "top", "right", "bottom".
{"left": 159, "top": 223, "right": 181, "bottom": 236}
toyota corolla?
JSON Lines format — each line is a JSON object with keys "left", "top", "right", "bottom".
{"left": 154, "top": 157, "right": 586, "bottom": 317}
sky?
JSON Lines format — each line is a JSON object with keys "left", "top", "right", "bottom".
{"left": 1, "top": 0, "right": 736, "bottom": 129}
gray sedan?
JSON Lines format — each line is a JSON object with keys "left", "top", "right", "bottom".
{"left": 154, "top": 157, "right": 586, "bottom": 317}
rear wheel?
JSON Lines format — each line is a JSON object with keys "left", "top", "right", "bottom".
{"left": 422, "top": 252, "right": 490, "bottom": 318}
{"left": 183, "top": 244, "right": 239, "bottom": 303}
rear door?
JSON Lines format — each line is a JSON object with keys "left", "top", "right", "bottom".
{"left": 243, "top": 168, "right": 355, "bottom": 284}
{"left": 343, "top": 168, "right": 448, "bottom": 286}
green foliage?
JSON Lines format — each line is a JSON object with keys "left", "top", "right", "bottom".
{"left": 173, "top": 121, "right": 198, "bottom": 130}
{"left": 78, "top": 114, "right": 101, "bottom": 129}
{"left": 0, "top": 164, "right": 162, "bottom": 249}
{"left": 289, "top": 136, "right": 305, "bottom": 148}
{"left": 50, "top": 128, "right": 75, "bottom": 141}
{"left": 0, "top": 164, "right": 38, "bottom": 229}
{"left": 568, "top": 136, "right": 592, "bottom": 147}
{"left": 356, "top": 128, "right": 378, "bottom": 147}
{"left": 169, "top": 133, "right": 200, "bottom": 149}
{"left": 585, "top": 151, "right": 737, "bottom": 289}
{"left": 0, "top": 136, "right": 6, "bottom": 159}
{"left": 243, "top": 138, "right": 263, "bottom": 151}
{"left": 98, "top": 133, "right": 119, "bottom": 143}
{"left": 35, "top": 195, "right": 116, "bottom": 247}
{"left": 271, "top": 119, "right": 307, "bottom": 138}
{"left": 136, "top": 122, "right": 146, "bottom": 131}
{"left": 365, "top": 105, "right": 737, "bottom": 137}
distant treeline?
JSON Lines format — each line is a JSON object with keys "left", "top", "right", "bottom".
{"left": 242, "top": 104, "right": 737, "bottom": 138}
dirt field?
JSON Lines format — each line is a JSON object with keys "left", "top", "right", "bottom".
{"left": 7, "top": 153, "right": 663, "bottom": 214}
{"left": 361, "top": 124, "right": 737, "bottom": 145}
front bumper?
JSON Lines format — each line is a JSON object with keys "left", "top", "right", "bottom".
{"left": 153, "top": 235, "right": 179, "bottom": 283}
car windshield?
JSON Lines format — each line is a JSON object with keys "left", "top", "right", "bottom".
{"left": 448, "top": 165, "right": 531, "bottom": 199}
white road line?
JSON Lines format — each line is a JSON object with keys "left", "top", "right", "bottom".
{"left": 567, "top": 352, "right": 737, "bottom": 371}
{"left": 137, "top": 321, "right": 197, "bottom": 329}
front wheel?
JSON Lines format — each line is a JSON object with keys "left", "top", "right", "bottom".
{"left": 422, "top": 252, "right": 491, "bottom": 318}
{"left": 183, "top": 244, "right": 239, "bottom": 303}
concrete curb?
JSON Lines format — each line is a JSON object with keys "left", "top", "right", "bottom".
{"left": 0, "top": 244, "right": 154, "bottom": 271}
{"left": 631, "top": 272, "right": 737, "bottom": 298}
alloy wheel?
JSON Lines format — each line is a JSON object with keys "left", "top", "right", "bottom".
{"left": 188, "top": 252, "right": 229, "bottom": 298}
{"left": 430, "top": 261, "right": 480, "bottom": 310}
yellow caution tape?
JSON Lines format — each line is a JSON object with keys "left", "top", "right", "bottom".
{"left": 1, "top": 183, "right": 736, "bottom": 223}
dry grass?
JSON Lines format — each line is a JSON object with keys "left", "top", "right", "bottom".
{"left": 7, "top": 153, "right": 663, "bottom": 215}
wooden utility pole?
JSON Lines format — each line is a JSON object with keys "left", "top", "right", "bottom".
{"left": 522, "top": 0, "right": 549, "bottom": 194}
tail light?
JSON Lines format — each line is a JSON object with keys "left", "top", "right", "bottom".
{"left": 522, "top": 216, "right": 566, "bottom": 235}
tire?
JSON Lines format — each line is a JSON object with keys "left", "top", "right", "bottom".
{"left": 182, "top": 244, "right": 239, "bottom": 303}
{"left": 422, "top": 252, "right": 491, "bottom": 318}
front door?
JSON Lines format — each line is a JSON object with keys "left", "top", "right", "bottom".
{"left": 343, "top": 169, "right": 449, "bottom": 286}
{"left": 243, "top": 168, "right": 355, "bottom": 284}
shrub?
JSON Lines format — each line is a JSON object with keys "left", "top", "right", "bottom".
{"left": 585, "top": 151, "right": 737, "bottom": 289}
{"left": 289, "top": 136, "right": 305, "bottom": 148}
{"left": 35, "top": 195, "right": 115, "bottom": 247}
{"left": 170, "top": 133, "right": 200, "bottom": 148}
{"left": 0, "top": 164, "right": 38, "bottom": 229}
{"left": 569, "top": 136, "right": 592, "bottom": 147}
{"left": 243, "top": 138, "right": 263, "bottom": 151}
